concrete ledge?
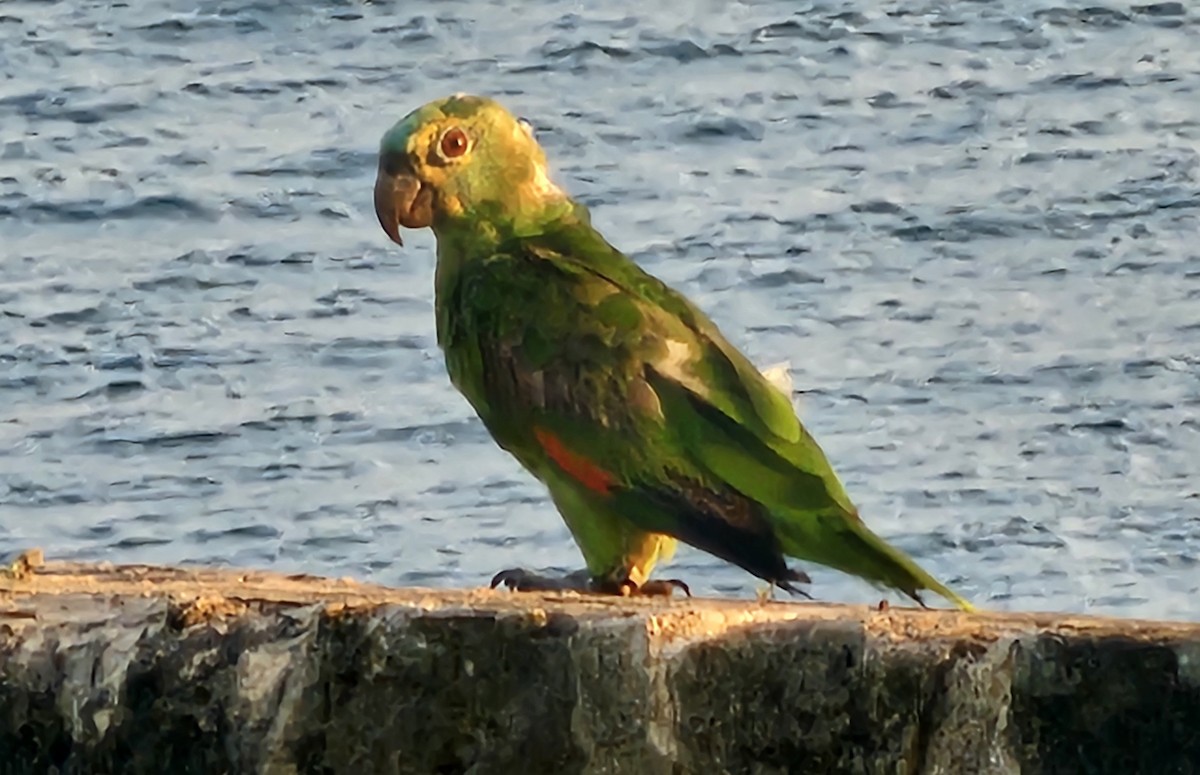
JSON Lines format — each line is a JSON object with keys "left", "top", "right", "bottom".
{"left": 1, "top": 555, "right": 1198, "bottom": 774}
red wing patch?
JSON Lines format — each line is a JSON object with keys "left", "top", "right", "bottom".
{"left": 533, "top": 427, "right": 615, "bottom": 495}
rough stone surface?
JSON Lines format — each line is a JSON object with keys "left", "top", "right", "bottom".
{"left": 1, "top": 557, "right": 1198, "bottom": 774}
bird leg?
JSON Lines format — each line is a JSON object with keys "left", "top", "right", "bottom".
{"left": 490, "top": 568, "right": 690, "bottom": 597}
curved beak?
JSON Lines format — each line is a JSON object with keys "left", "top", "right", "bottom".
{"left": 373, "top": 157, "right": 433, "bottom": 246}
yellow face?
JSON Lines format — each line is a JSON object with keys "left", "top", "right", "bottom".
{"left": 375, "top": 95, "right": 558, "bottom": 244}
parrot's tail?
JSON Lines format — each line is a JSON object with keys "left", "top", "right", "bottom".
{"left": 777, "top": 510, "right": 976, "bottom": 612}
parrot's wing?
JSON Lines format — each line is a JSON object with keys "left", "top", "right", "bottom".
{"left": 523, "top": 227, "right": 858, "bottom": 518}
{"left": 534, "top": 237, "right": 972, "bottom": 608}
{"left": 439, "top": 230, "right": 834, "bottom": 585}
{"left": 462, "top": 227, "right": 865, "bottom": 586}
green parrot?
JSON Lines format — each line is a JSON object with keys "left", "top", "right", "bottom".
{"left": 374, "top": 94, "right": 974, "bottom": 611}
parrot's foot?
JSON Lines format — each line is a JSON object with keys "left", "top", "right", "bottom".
{"left": 489, "top": 568, "right": 595, "bottom": 593}
{"left": 610, "top": 578, "right": 691, "bottom": 598}
{"left": 775, "top": 569, "right": 814, "bottom": 599}
{"left": 489, "top": 568, "right": 691, "bottom": 597}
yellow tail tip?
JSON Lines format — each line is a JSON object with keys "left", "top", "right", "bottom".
{"left": 945, "top": 591, "right": 977, "bottom": 613}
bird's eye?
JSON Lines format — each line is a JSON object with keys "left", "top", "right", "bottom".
{"left": 439, "top": 127, "right": 470, "bottom": 159}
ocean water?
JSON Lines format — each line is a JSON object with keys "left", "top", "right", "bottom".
{"left": 1, "top": 0, "right": 1198, "bottom": 619}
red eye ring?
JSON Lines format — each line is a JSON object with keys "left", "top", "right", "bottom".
{"left": 439, "top": 127, "right": 470, "bottom": 159}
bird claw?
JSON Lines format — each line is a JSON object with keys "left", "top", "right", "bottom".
{"left": 489, "top": 568, "right": 593, "bottom": 593}
{"left": 489, "top": 568, "right": 528, "bottom": 590}
{"left": 489, "top": 568, "right": 691, "bottom": 597}
{"left": 630, "top": 578, "right": 691, "bottom": 597}
{"left": 587, "top": 576, "right": 692, "bottom": 597}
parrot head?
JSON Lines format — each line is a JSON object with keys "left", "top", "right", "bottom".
{"left": 374, "top": 94, "right": 566, "bottom": 245}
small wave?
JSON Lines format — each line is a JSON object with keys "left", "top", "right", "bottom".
{"left": 642, "top": 41, "right": 741, "bottom": 63}
{"left": 1017, "top": 149, "right": 1103, "bottom": 164}
{"left": 111, "top": 535, "right": 172, "bottom": 549}
{"left": 33, "top": 305, "right": 107, "bottom": 327}
{"left": 131, "top": 274, "right": 258, "bottom": 292}
{"left": 371, "top": 16, "right": 435, "bottom": 43}
{"left": 542, "top": 40, "right": 634, "bottom": 60}
{"left": 748, "top": 268, "right": 824, "bottom": 288}
{"left": 1131, "top": 2, "right": 1186, "bottom": 17}
{"left": 190, "top": 524, "right": 282, "bottom": 542}
{"left": 851, "top": 200, "right": 906, "bottom": 215}
{"left": 751, "top": 20, "right": 847, "bottom": 43}
{"left": 235, "top": 148, "right": 374, "bottom": 179}
{"left": 227, "top": 195, "right": 300, "bottom": 220}
{"left": 90, "top": 430, "right": 235, "bottom": 450}
{"left": 929, "top": 79, "right": 1007, "bottom": 101}
{"left": 1033, "top": 7, "right": 1131, "bottom": 27}
{"left": 226, "top": 250, "right": 316, "bottom": 266}
{"left": 135, "top": 14, "right": 267, "bottom": 41}
{"left": 892, "top": 212, "right": 1032, "bottom": 242}
{"left": 1044, "top": 73, "right": 1128, "bottom": 90}
{"left": 675, "top": 117, "right": 764, "bottom": 143}
{"left": 14, "top": 194, "right": 216, "bottom": 223}
{"left": 70, "top": 380, "right": 147, "bottom": 400}
{"left": 0, "top": 91, "right": 142, "bottom": 124}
